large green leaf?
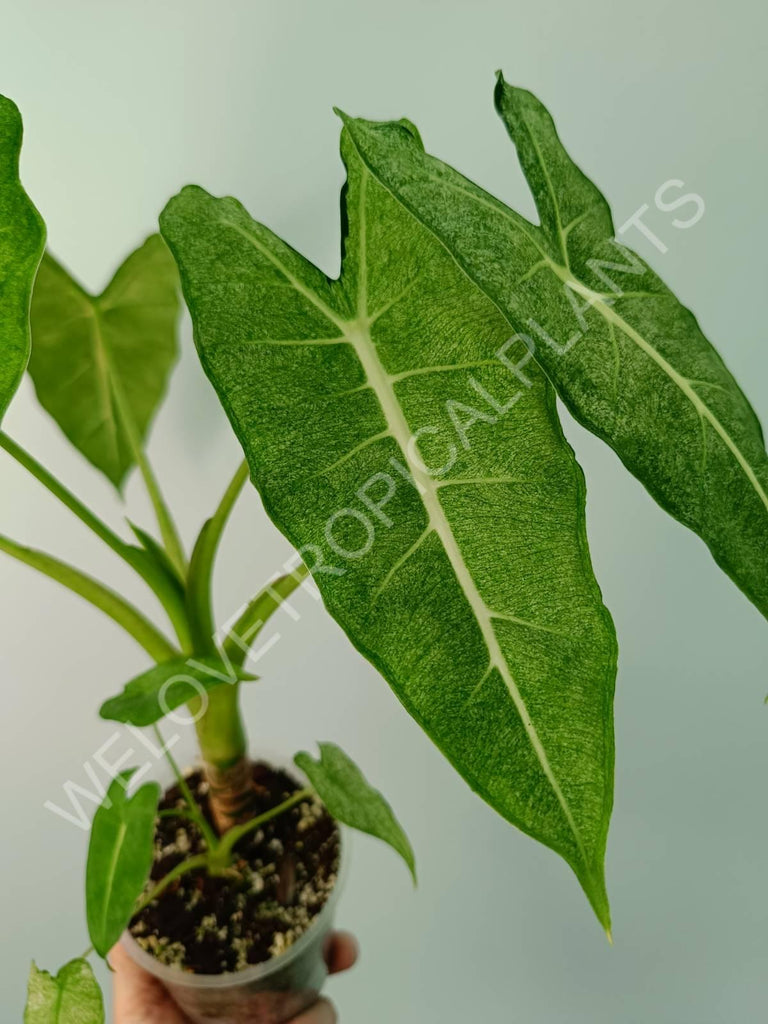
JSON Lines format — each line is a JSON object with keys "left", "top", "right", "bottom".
{"left": 28, "top": 236, "right": 179, "bottom": 488}
{"left": 0, "top": 96, "right": 45, "bottom": 422}
{"left": 340, "top": 77, "right": 768, "bottom": 621}
{"left": 296, "top": 743, "right": 416, "bottom": 882}
{"left": 100, "top": 655, "right": 255, "bottom": 727}
{"left": 86, "top": 770, "right": 160, "bottom": 958}
{"left": 160, "top": 131, "right": 617, "bottom": 929}
{"left": 24, "top": 959, "right": 104, "bottom": 1024}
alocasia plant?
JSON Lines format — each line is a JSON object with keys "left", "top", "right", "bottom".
{"left": 159, "top": 129, "right": 617, "bottom": 931}
{"left": 0, "top": 71, "right": 763, "bottom": 1023}
{"left": 338, "top": 76, "right": 768, "bottom": 621}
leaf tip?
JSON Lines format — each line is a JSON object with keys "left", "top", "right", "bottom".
{"left": 605, "top": 926, "right": 614, "bottom": 946}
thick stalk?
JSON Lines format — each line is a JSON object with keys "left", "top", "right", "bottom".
{"left": 197, "top": 566, "right": 311, "bottom": 831}
{"left": 193, "top": 683, "right": 254, "bottom": 834}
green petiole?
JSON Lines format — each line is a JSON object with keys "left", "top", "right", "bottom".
{"left": 151, "top": 724, "right": 220, "bottom": 852}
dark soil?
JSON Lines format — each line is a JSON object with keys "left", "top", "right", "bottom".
{"left": 129, "top": 762, "right": 340, "bottom": 975}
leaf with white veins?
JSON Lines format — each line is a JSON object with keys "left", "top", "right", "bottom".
{"left": 0, "top": 95, "right": 45, "bottom": 422}
{"left": 24, "top": 959, "right": 104, "bottom": 1024}
{"left": 340, "top": 77, "right": 768, "bottom": 621}
{"left": 160, "top": 129, "right": 617, "bottom": 930}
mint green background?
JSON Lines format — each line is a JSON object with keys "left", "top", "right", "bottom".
{"left": 1, "top": 2, "right": 766, "bottom": 1021}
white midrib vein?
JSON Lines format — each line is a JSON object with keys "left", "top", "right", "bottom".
{"left": 508, "top": 104, "right": 768, "bottom": 517}
{"left": 223, "top": 196, "right": 590, "bottom": 866}
{"left": 346, "top": 322, "right": 589, "bottom": 841}
{"left": 344, "top": 128, "right": 768, "bottom": 521}
{"left": 559, "top": 274, "right": 768, "bottom": 514}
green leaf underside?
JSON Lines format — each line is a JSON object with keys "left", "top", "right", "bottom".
{"left": 160, "top": 131, "right": 617, "bottom": 929}
{"left": 340, "top": 77, "right": 768, "bottom": 622}
{"left": 28, "top": 236, "right": 179, "bottom": 488}
{"left": 296, "top": 743, "right": 416, "bottom": 881}
{"left": 86, "top": 771, "right": 160, "bottom": 957}
{"left": 99, "top": 656, "right": 255, "bottom": 727}
{"left": 25, "top": 959, "right": 104, "bottom": 1024}
{"left": 0, "top": 96, "right": 45, "bottom": 423}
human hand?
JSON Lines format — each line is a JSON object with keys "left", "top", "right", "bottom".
{"left": 111, "top": 931, "right": 359, "bottom": 1024}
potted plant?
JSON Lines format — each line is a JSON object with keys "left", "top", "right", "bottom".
{"left": 3, "top": 113, "right": 413, "bottom": 1024}
{"left": 2, "top": 74, "right": 765, "bottom": 1023}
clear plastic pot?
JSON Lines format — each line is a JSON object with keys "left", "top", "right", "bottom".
{"left": 121, "top": 754, "right": 348, "bottom": 1024}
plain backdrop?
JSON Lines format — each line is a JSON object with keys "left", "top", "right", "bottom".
{"left": 1, "top": 2, "right": 766, "bottom": 1021}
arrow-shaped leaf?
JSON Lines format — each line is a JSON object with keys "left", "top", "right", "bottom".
{"left": 100, "top": 656, "right": 256, "bottom": 727}
{"left": 86, "top": 771, "right": 160, "bottom": 957}
{"left": 28, "top": 236, "right": 179, "bottom": 489}
{"left": 161, "top": 129, "right": 617, "bottom": 929}
{"left": 340, "top": 77, "right": 768, "bottom": 621}
{"left": 0, "top": 95, "right": 45, "bottom": 423}
{"left": 24, "top": 959, "right": 104, "bottom": 1024}
{"left": 296, "top": 743, "right": 416, "bottom": 882}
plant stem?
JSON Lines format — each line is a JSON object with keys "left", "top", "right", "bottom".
{"left": 190, "top": 563, "right": 310, "bottom": 833}
{"left": 223, "top": 566, "right": 309, "bottom": 667}
{"left": 211, "top": 787, "right": 313, "bottom": 869}
{"left": 192, "top": 680, "right": 254, "bottom": 834}
{"left": 100, "top": 338, "right": 187, "bottom": 578}
{"left": 135, "top": 791, "right": 313, "bottom": 914}
{"left": 187, "top": 461, "right": 249, "bottom": 652}
{"left": 152, "top": 724, "right": 219, "bottom": 851}
{"left": 133, "top": 442, "right": 188, "bottom": 581}
{"left": 193, "top": 683, "right": 248, "bottom": 773}
{"left": 134, "top": 854, "right": 209, "bottom": 916}
{"left": 157, "top": 806, "right": 205, "bottom": 823}
{"left": 0, "top": 431, "right": 128, "bottom": 554}
{"left": 0, "top": 533, "right": 177, "bottom": 661}
{"left": 0, "top": 430, "right": 194, "bottom": 650}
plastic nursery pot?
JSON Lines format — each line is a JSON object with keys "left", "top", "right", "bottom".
{"left": 121, "top": 756, "right": 348, "bottom": 1024}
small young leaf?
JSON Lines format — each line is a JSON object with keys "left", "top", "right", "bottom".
{"left": 186, "top": 462, "right": 249, "bottom": 651}
{"left": 99, "top": 656, "right": 256, "bottom": 727}
{"left": 24, "top": 959, "right": 104, "bottom": 1024}
{"left": 340, "top": 79, "right": 768, "bottom": 623}
{"left": 86, "top": 771, "right": 160, "bottom": 957}
{"left": 296, "top": 743, "right": 416, "bottom": 882}
{"left": 28, "top": 236, "right": 179, "bottom": 489}
{"left": 0, "top": 95, "right": 46, "bottom": 423}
